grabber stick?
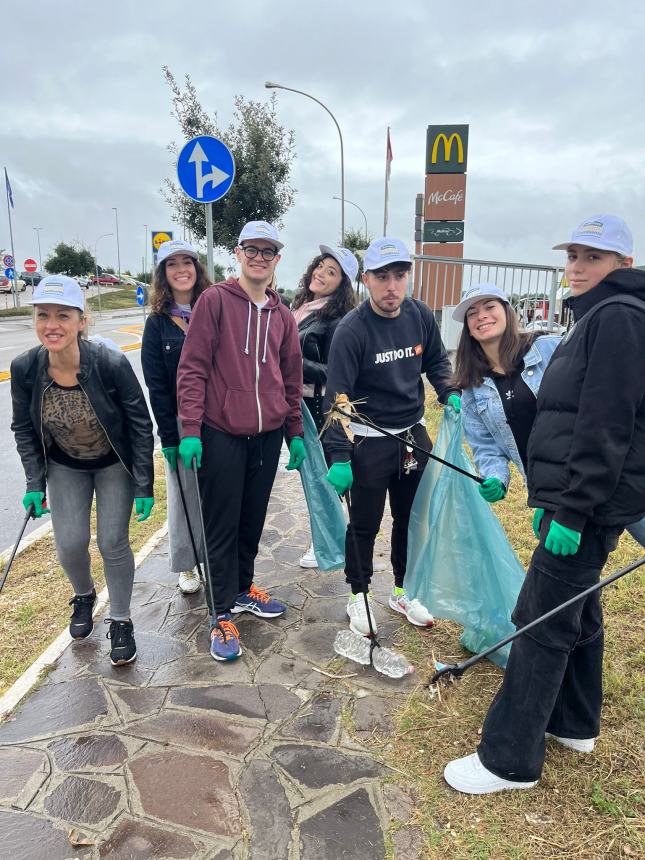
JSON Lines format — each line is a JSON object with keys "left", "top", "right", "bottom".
{"left": 0, "top": 505, "right": 35, "bottom": 596}
{"left": 429, "top": 555, "right": 645, "bottom": 686}
{"left": 189, "top": 460, "right": 217, "bottom": 618}
{"left": 174, "top": 466, "right": 206, "bottom": 591}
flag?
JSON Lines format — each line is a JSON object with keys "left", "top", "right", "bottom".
{"left": 385, "top": 128, "right": 393, "bottom": 181}
{"left": 4, "top": 168, "right": 14, "bottom": 209}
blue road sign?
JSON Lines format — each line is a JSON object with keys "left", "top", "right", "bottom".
{"left": 177, "top": 136, "right": 235, "bottom": 203}
{"left": 4, "top": 267, "right": 14, "bottom": 280}
{"left": 136, "top": 285, "right": 145, "bottom": 306}
{"left": 3, "top": 255, "right": 14, "bottom": 269}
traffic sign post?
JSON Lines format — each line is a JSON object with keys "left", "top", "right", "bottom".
{"left": 176, "top": 136, "right": 236, "bottom": 281}
{"left": 3, "top": 255, "right": 14, "bottom": 269}
{"left": 136, "top": 284, "right": 146, "bottom": 324}
{"left": 4, "top": 268, "right": 14, "bottom": 280}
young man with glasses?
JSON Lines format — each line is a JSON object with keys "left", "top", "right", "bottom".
{"left": 176, "top": 221, "right": 306, "bottom": 662}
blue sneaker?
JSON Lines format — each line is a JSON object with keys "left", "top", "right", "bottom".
{"left": 231, "top": 584, "right": 286, "bottom": 618}
{"left": 209, "top": 613, "right": 242, "bottom": 661}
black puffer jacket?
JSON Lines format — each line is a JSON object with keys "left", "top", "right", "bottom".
{"left": 10, "top": 340, "right": 154, "bottom": 497}
{"left": 141, "top": 313, "right": 185, "bottom": 447}
{"left": 527, "top": 268, "right": 645, "bottom": 531}
{"left": 298, "top": 312, "right": 342, "bottom": 428}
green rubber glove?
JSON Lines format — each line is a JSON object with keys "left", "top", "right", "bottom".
{"left": 286, "top": 437, "right": 306, "bottom": 471}
{"left": 162, "top": 446, "right": 179, "bottom": 471}
{"left": 326, "top": 461, "right": 353, "bottom": 495}
{"left": 545, "top": 520, "right": 581, "bottom": 557}
{"left": 22, "top": 491, "right": 49, "bottom": 518}
{"left": 532, "top": 507, "right": 544, "bottom": 539}
{"left": 446, "top": 393, "right": 462, "bottom": 414}
{"left": 135, "top": 497, "right": 155, "bottom": 522}
{"left": 179, "top": 436, "right": 202, "bottom": 470}
{"left": 478, "top": 477, "right": 506, "bottom": 503}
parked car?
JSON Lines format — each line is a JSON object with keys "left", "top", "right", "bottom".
{"left": 90, "top": 273, "right": 121, "bottom": 286}
{"left": 76, "top": 275, "right": 91, "bottom": 288}
{"left": 524, "top": 319, "right": 566, "bottom": 335}
{"left": 20, "top": 271, "right": 43, "bottom": 287}
{"left": 0, "top": 276, "right": 26, "bottom": 293}
{"left": 120, "top": 276, "right": 138, "bottom": 287}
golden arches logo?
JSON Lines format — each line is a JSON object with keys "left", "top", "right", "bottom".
{"left": 430, "top": 133, "right": 464, "bottom": 165}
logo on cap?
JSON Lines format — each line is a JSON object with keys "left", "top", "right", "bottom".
{"left": 380, "top": 244, "right": 398, "bottom": 256}
{"left": 42, "top": 283, "right": 65, "bottom": 295}
{"left": 579, "top": 220, "right": 604, "bottom": 236}
{"left": 255, "top": 224, "right": 270, "bottom": 234}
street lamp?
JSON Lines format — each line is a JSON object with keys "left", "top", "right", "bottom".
{"left": 265, "top": 80, "right": 345, "bottom": 241}
{"left": 33, "top": 227, "right": 44, "bottom": 271}
{"left": 94, "top": 232, "right": 114, "bottom": 315}
{"left": 112, "top": 207, "right": 121, "bottom": 284}
{"left": 143, "top": 224, "right": 148, "bottom": 284}
{"left": 333, "top": 197, "right": 367, "bottom": 244}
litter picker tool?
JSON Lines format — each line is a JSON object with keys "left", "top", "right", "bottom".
{"left": 330, "top": 403, "right": 483, "bottom": 485}
{"left": 190, "top": 461, "right": 217, "bottom": 617}
{"left": 0, "top": 505, "right": 35, "bottom": 596}
{"left": 175, "top": 468, "right": 206, "bottom": 591}
{"left": 429, "top": 555, "right": 645, "bottom": 687}
{"left": 332, "top": 489, "right": 414, "bottom": 678}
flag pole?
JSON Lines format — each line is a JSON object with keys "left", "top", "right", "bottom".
{"left": 383, "top": 127, "right": 391, "bottom": 235}
{"left": 4, "top": 167, "right": 18, "bottom": 309}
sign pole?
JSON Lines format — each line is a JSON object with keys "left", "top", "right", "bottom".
{"left": 205, "top": 203, "right": 214, "bottom": 281}
{"left": 5, "top": 186, "right": 17, "bottom": 310}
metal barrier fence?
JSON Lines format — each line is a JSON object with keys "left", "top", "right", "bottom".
{"left": 412, "top": 254, "right": 564, "bottom": 347}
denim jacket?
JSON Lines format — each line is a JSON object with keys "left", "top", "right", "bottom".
{"left": 461, "top": 335, "right": 561, "bottom": 488}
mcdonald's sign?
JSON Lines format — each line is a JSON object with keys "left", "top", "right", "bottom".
{"left": 425, "top": 125, "right": 468, "bottom": 174}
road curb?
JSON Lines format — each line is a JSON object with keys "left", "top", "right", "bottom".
{"left": 0, "top": 521, "right": 168, "bottom": 721}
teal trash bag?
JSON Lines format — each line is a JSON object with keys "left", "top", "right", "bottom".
{"left": 404, "top": 410, "right": 525, "bottom": 667}
{"left": 299, "top": 401, "right": 346, "bottom": 571}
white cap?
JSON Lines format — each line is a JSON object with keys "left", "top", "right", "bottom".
{"left": 363, "top": 237, "right": 411, "bottom": 272}
{"left": 552, "top": 214, "right": 633, "bottom": 256}
{"left": 26, "top": 275, "right": 85, "bottom": 311}
{"left": 157, "top": 239, "right": 198, "bottom": 265}
{"left": 237, "top": 220, "right": 283, "bottom": 250}
{"left": 319, "top": 245, "right": 359, "bottom": 281}
{"left": 452, "top": 283, "right": 509, "bottom": 323}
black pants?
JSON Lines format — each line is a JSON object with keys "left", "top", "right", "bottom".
{"left": 345, "top": 424, "right": 430, "bottom": 593}
{"left": 198, "top": 424, "right": 283, "bottom": 615}
{"left": 477, "top": 510, "right": 622, "bottom": 782}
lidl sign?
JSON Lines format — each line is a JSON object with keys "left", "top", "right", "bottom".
{"left": 425, "top": 125, "right": 468, "bottom": 174}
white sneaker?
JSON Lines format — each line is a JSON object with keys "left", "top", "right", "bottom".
{"left": 178, "top": 569, "right": 202, "bottom": 594}
{"left": 299, "top": 543, "right": 318, "bottom": 568}
{"left": 546, "top": 733, "right": 596, "bottom": 753}
{"left": 444, "top": 752, "right": 538, "bottom": 795}
{"left": 388, "top": 588, "right": 434, "bottom": 627}
{"left": 346, "top": 593, "right": 378, "bottom": 637}
{"left": 373, "top": 561, "right": 387, "bottom": 572}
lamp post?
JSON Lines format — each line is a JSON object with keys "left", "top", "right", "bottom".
{"left": 33, "top": 227, "right": 43, "bottom": 271}
{"left": 265, "top": 80, "right": 345, "bottom": 241}
{"left": 94, "top": 232, "right": 113, "bottom": 315}
{"left": 143, "top": 224, "right": 148, "bottom": 284}
{"left": 333, "top": 197, "right": 367, "bottom": 244}
{"left": 112, "top": 207, "right": 121, "bottom": 284}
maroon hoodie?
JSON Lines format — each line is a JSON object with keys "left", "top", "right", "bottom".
{"left": 177, "top": 278, "right": 303, "bottom": 440}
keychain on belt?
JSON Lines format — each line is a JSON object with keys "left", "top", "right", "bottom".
{"left": 402, "top": 429, "right": 418, "bottom": 475}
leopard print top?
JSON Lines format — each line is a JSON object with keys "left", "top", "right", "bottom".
{"left": 42, "top": 382, "right": 112, "bottom": 460}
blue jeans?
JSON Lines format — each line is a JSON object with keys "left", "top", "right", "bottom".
{"left": 47, "top": 460, "right": 135, "bottom": 621}
{"left": 626, "top": 518, "right": 645, "bottom": 547}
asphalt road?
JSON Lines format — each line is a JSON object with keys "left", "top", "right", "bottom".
{"left": 0, "top": 319, "right": 150, "bottom": 552}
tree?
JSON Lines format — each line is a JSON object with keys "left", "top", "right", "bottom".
{"left": 342, "top": 228, "right": 372, "bottom": 292}
{"left": 45, "top": 242, "right": 95, "bottom": 276}
{"left": 196, "top": 251, "right": 225, "bottom": 283}
{"left": 161, "top": 69, "right": 297, "bottom": 252}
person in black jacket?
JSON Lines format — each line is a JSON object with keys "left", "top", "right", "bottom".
{"left": 141, "top": 239, "right": 211, "bottom": 596}
{"left": 11, "top": 276, "right": 154, "bottom": 666}
{"left": 322, "top": 238, "right": 461, "bottom": 635}
{"left": 445, "top": 214, "right": 645, "bottom": 794}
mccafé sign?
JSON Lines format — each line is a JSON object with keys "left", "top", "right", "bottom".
{"left": 424, "top": 173, "right": 467, "bottom": 220}
{"left": 425, "top": 125, "right": 468, "bottom": 174}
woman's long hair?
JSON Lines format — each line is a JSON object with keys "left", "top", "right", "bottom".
{"left": 291, "top": 254, "right": 356, "bottom": 321}
{"left": 452, "top": 302, "right": 539, "bottom": 389}
{"left": 149, "top": 258, "right": 211, "bottom": 315}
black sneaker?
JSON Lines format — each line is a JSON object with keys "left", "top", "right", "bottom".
{"left": 68, "top": 589, "right": 97, "bottom": 639}
{"left": 105, "top": 619, "right": 137, "bottom": 666}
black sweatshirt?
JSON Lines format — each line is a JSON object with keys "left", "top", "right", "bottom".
{"left": 322, "top": 298, "right": 458, "bottom": 462}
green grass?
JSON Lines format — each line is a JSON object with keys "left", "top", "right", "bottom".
{"left": 86, "top": 287, "right": 139, "bottom": 312}
{"left": 0, "top": 306, "right": 32, "bottom": 317}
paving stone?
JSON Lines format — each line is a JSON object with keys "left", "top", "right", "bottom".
{"left": 125, "top": 709, "right": 261, "bottom": 757}
{"left": 0, "top": 810, "right": 73, "bottom": 859}
{"left": 44, "top": 774, "right": 121, "bottom": 825}
{"left": 271, "top": 744, "right": 384, "bottom": 789}
{"left": 390, "top": 824, "right": 426, "bottom": 859}
{"left": 127, "top": 631, "right": 191, "bottom": 670}
{"left": 133, "top": 554, "right": 176, "bottom": 585}
{"left": 108, "top": 686, "right": 168, "bottom": 716}
{"left": 270, "top": 583, "right": 308, "bottom": 610}
{"left": 280, "top": 694, "right": 341, "bottom": 743}
{"left": 0, "top": 678, "right": 108, "bottom": 743}
{"left": 150, "top": 654, "right": 253, "bottom": 686}
{"left": 167, "top": 588, "right": 208, "bottom": 614}
{"left": 300, "top": 595, "right": 347, "bottom": 624}
{"left": 129, "top": 750, "right": 240, "bottom": 836}
{"left": 352, "top": 695, "right": 394, "bottom": 735}
{"left": 254, "top": 653, "right": 321, "bottom": 690}
{"left": 0, "top": 747, "right": 49, "bottom": 805}
{"left": 257, "top": 684, "right": 304, "bottom": 722}
{"left": 98, "top": 817, "right": 198, "bottom": 859}
{"left": 48, "top": 733, "right": 128, "bottom": 770}
{"left": 239, "top": 760, "right": 291, "bottom": 860}
{"left": 131, "top": 581, "right": 164, "bottom": 603}
{"left": 382, "top": 783, "right": 415, "bottom": 824}
{"left": 132, "top": 598, "right": 170, "bottom": 633}
{"left": 169, "top": 683, "right": 299, "bottom": 723}
{"left": 160, "top": 610, "right": 203, "bottom": 640}
{"left": 304, "top": 576, "right": 350, "bottom": 598}
{"left": 267, "top": 511, "right": 297, "bottom": 531}
{"left": 259, "top": 527, "right": 282, "bottom": 547}
{"left": 283, "top": 622, "right": 340, "bottom": 665}
{"left": 271, "top": 545, "right": 303, "bottom": 564}
{"left": 253, "top": 557, "right": 276, "bottom": 574}
{"left": 88, "top": 659, "right": 155, "bottom": 688}
{"left": 299, "top": 788, "right": 385, "bottom": 859}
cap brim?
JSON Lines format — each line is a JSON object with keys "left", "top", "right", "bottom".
{"left": 239, "top": 238, "right": 283, "bottom": 250}
{"left": 552, "top": 239, "right": 625, "bottom": 253}
{"left": 365, "top": 255, "right": 411, "bottom": 272}
{"left": 26, "top": 297, "right": 84, "bottom": 310}
{"left": 452, "top": 292, "right": 508, "bottom": 323}
{"left": 160, "top": 250, "right": 198, "bottom": 262}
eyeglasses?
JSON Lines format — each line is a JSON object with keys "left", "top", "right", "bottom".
{"left": 240, "top": 245, "right": 278, "bottom": 261}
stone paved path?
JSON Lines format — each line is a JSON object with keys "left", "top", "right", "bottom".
{"left": 0, "top": 461, "right": 426, "bottom": 859}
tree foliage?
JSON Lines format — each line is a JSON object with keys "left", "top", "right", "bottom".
{"left": 44, "top": 242, "right": 95, "bottom": 277}
{"left": 162, "top": 69, "right": 297, "bottom": 252}
{"left": 342, "top": 228, "right": 372, "bottom": 288}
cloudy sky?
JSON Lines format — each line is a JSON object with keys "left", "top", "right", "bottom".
{"left": 3, "top": 0, "right": 644, "bottom": 288}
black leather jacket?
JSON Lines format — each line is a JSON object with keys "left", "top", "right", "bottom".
{"left": 141, "top": 313, "right": 185, "bottom": 448}
{"left": 10, "top": 340, "right": 154, "bottom": 497}
{"left": 298, "top": 313, "right": 342, "bottom": 390}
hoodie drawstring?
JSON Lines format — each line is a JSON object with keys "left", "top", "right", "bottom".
{"left": 261, "top": 309, "right": 271, "bottom": 364}
{"left": 243, "top": 303, "right": 252, "bottom": 355}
